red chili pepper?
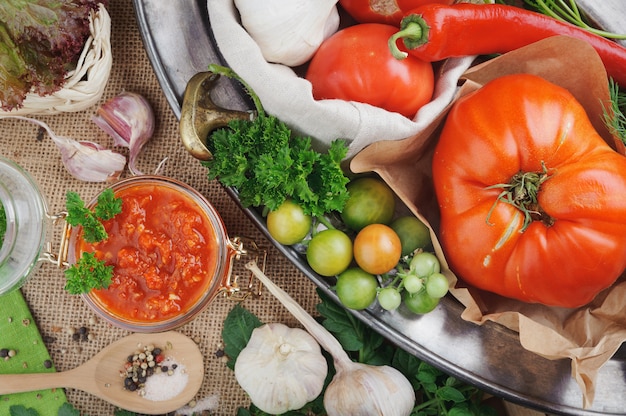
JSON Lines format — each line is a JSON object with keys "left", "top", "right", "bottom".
{"left": 388, "top": 3, "right": 626, "bottom": 86}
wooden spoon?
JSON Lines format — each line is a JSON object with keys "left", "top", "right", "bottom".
{"left": 0, "top": 331, "right": 204, "bottom": 415}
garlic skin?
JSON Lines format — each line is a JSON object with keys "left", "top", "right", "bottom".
{"left": 0, "top": 116, "right": 125, "bottom": 182}
{"left": 234, "top": 0, "right": 340, "bottom": 67}
{"left": 235, "top": 323, "right": 328, "bottom": 415}
{"left": 245, "top": 261, "right": 416, "bottom": 416}
{"left": 92, "top": 92, "right": 154, "bottom": 176}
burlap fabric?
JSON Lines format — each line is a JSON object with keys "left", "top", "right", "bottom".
{"left": 0, "top": 1, "right": 321, "bottom": 414}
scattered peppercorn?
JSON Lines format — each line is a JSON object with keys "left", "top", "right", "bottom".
{"left": 43, "top": 359, "right": 52, "bottom": 369}
{"left": 0, "top": 349, "right": 8, "bottom": 358}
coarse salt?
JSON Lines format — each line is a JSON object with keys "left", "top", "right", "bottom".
{"left": 143, "top": 357, "right": 189, "bottom": 401}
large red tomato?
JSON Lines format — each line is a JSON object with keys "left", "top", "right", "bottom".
{"left": 339, "top": 0, "right": 454, "bottom": 26}
{"left": 306, "top": 23, "right": 434, "bottom": 118}
{"left": 432, "top": 73, "right": 626, "bottom": 308}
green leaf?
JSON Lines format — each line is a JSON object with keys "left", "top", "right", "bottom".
{"left": 113, "top": 410, "right": 137, "bottom": 416}
{"left": 9, "top": 406, "right": 38, "bottom": 416}
{"left": 316, "top": 290, "right": 364, "bottom": 352}
{"left": 448, "top": 405, "right": 476, "bottom": 416}
{"left": 57, "top": 403, "right": 83, "bottom": 416}
{"left": 222, "top": 304, "right": 263, "bottom": 370}
{"left": 65, "top": 190, "right": 121, "bottom": 244}
{"left": 94, "top": 188, "right": 123, "bottom": 220}
{"left": 64, "top": 251, "right": 113, "bottom": 294}
{"left": 437, "top": 385, "right": 467, "bottom": 403}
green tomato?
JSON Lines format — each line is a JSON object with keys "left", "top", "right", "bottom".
{"left": 409, "top": 252, "right": 441, "bottom": 278}
{"left": 267, "top": 200, "right": 312, "bottom": 245}
{"left": 336, "top": 267, "right": 378, "bottom": 310}
{"left": 426, "top": 272, "right": 449, "bottom": 299}
{"left": 341, "top": 177, "right": 395, "bottom": 231}
{"left": 306, "top": 229, "right": 353, "bottom": 277}
{"left": 402, "top": 273, "right": 424, "bottom": 294}
{"left": 390, "top": 215, "right": 431, "bottom": 256}
{"left": 377, "top": 286, "right": 402, "bottom": 311}
{"left": 403, "top": 289, "right": 439, "bottom": 314}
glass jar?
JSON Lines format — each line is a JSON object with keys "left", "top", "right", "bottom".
{"left": 0, "top": 156, "right": 48, "bottom": 295}
{"left": 66, "top": 175, "right": 263, "bottom": 332}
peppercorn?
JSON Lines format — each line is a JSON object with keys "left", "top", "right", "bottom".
{"left": 43, "top": 359, "right": 52, "bottom": 369}
{"left": 0, "top": 349, "right": 8, "bottom": 358}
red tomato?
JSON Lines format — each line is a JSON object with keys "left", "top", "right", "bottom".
{"left": 353, "top": 223, "right": 402, "bottom": 275}
{"left": 305, "top": 23, "right": 434, "bottom": 118}
{"left": 432, "top": 73, "right": 626, "bottom": 308}
{"left": 339, "top": 0, "right": 454, "bottom": 25}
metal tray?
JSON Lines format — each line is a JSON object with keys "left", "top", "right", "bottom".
{"left": 132, "top": 1, "right": 626, "bottom": 414}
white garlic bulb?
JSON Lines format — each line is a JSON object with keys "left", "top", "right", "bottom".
{"left": 245, "top": 261, "right": 416, "bottom": 416}
{"left": 235, "top": 322, "right": 328, "bottom": 415}
{"left": 234, "top": 0, "right": 340, "bottom": 67}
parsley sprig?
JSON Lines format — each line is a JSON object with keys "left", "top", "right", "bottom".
{"left": 63, "top": 189, "right": 122, "bottom": 294}
{"left": 202, "top": 64, "right": 350, "bottom": 218}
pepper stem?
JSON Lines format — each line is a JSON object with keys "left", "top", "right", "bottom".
{"left": 485, "top": 162, "right": 552, "bottom": 232}
{"left": 388, "top": 15, "right": 430, "bottom": 60}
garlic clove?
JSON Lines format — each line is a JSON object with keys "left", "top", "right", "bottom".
{"left": 92, "top": 91, "right": 155, "bottom": 176}
{"left": 234, "top": 323, "right": 328, "bottom": 415}
{"left": 53, "top": 138, "right": 126, "bottom": 183}
{"left": 0, "top": 115, "right": 126, "bottom": 182}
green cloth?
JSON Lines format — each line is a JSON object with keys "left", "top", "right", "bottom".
{"left": 0, "top": 290, "right": 67, "bottom": 416}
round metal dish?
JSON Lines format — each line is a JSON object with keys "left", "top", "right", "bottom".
{"left": 131, "top": 1, "right": 626, "bottom": 414}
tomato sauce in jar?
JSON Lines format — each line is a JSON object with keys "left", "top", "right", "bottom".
{"left": 76, "top": 180, "right": 220, "bottom": 325}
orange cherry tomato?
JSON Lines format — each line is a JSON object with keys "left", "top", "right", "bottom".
{"left": 353, "top": 223, "right": 402, "bottom": 275}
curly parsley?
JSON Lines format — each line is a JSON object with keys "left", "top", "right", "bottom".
{"left": 202, "top": 64, "right": 350, "bottom": 218}
{"left": 64, "top": 188, "right": 122, "bottom": 294}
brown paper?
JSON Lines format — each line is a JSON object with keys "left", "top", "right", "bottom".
{"left": 350, "top": 35, "right": 626, "bottom": 408}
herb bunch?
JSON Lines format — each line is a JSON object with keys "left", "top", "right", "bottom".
{"left": 223, "top": 290, "right": 497, "bottom": 416}
{"left": 202, "top": 64, "right": 350, "bottom": 218}
{"left": 63, "top": 188, "right": 122, "bottom": 294}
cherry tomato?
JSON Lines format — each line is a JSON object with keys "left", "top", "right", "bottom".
{"left": 336, "top": 267, "right": 379, "bottom": 310}
{"left": 409, "top": 252, "right": 440, "bottom": 277}
{"left": 403, "top": 289, "right": 439, "bottom": 314}
{"left": 353, "top": 223, "right": 402, "bottom": 275}
{"left": 341, "top": 177, "right": 396, "bottom": 231}
{"left": 426, "top": 272, "right": 449, "bottom": 299}
{"left": 377, "top": 286, "right": 402, "bottom": 311}
{"left": 390, "top": 215, "right": 431, "bottom": 256}
{"left": 267, "top": 200, "right": 312, "bottom": 245}
{"left": 305, "top": 24, "right": 434, "bottom": 118}
{"left": 306, "top": 229, "right": 353, "bottom": 277}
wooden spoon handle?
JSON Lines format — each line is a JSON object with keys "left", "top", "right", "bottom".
{"left": 0, "top": 369, "right": 83, "bottom": 394}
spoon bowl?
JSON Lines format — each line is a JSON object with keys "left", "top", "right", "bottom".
{"left": 0, "top": 331, "right": 204, "bottom": 414}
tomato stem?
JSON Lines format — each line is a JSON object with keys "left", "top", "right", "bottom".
{"left": 388, "top": 16, "right": 430, "bottom": 60}
{"left": 485, "top": 162, "right": 552, "bottom": 231}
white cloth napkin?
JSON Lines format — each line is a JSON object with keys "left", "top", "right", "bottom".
{"left": 207, "top": 0, "right": 475, "bottom": 158}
